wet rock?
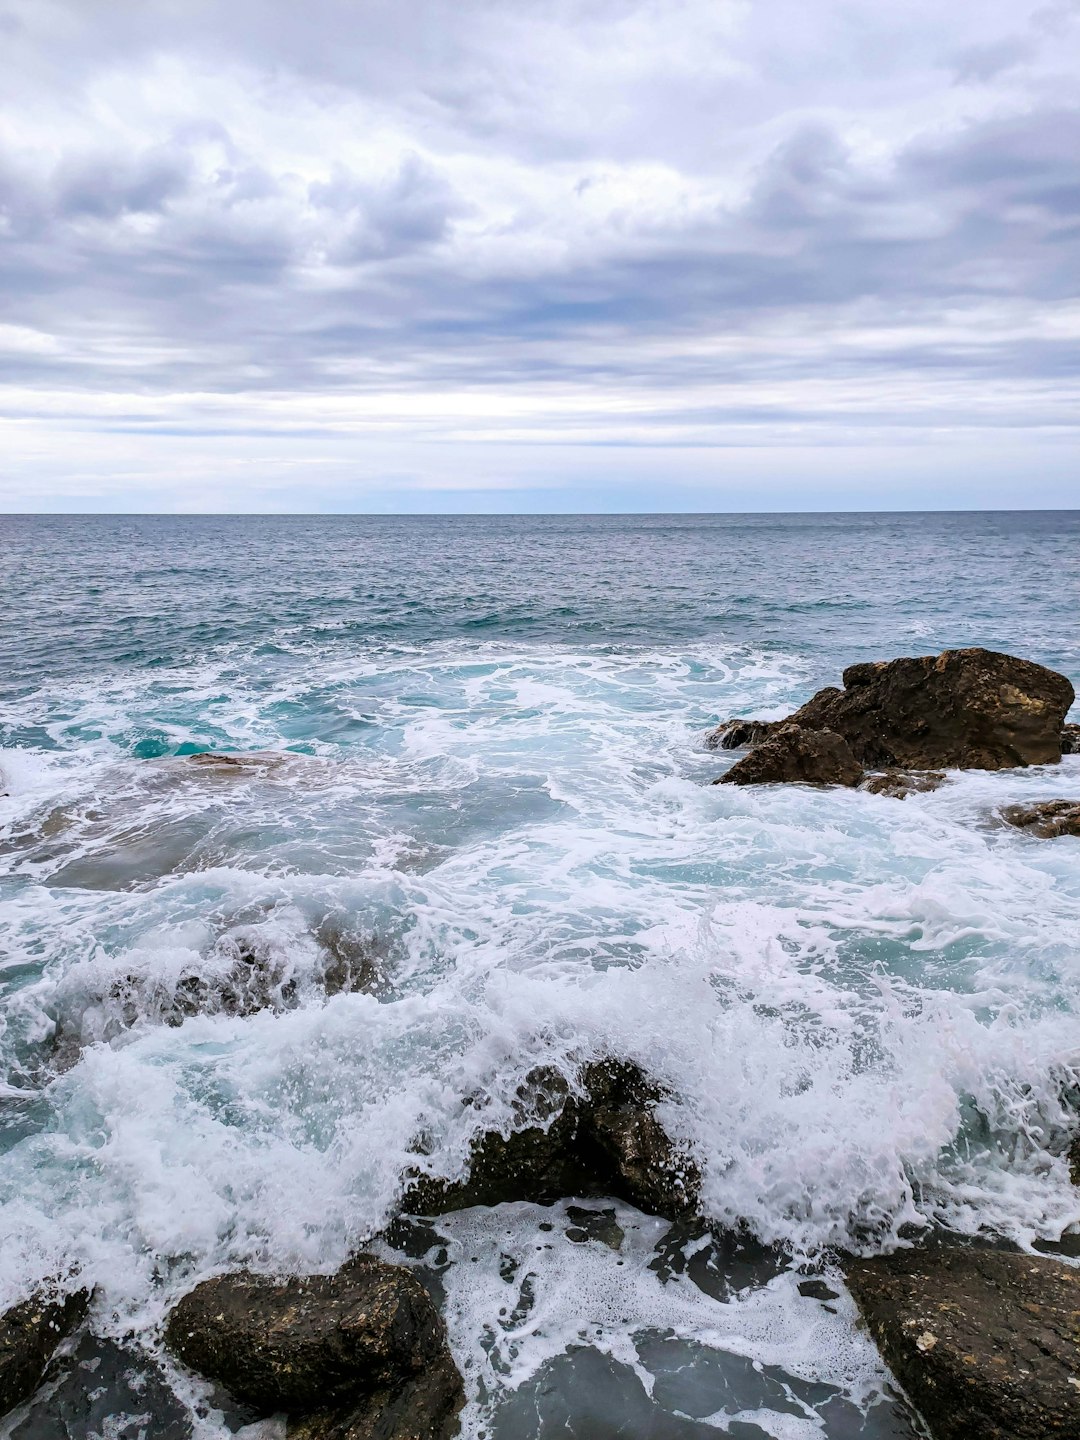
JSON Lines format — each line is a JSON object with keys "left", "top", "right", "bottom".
{"left": 288, "top": 1351, "right": 463, "bottom": 1440}
{"left": 0, "top": 1289, "right": 89, "bottom": 1418}
{"left": 715, "top": 725, "right": 863, "bottom": 788}
{"left": 859, "top": 770, "right": 946, "bottom": 799}
{"left": 784, "top": 648, "right": 1073, "bottom": 771}
{"left": 185, "top": 751, "right": 288, "bottom": 772}
{"left": 704, "top": 719, "right": 780, "bottom": 751}
{"left": 315, "top": 917, "right": 386, "bottom": 998}
{"left": 11, "top": 1332, "right": 194, "bottom": 1440}
{"left": 404, "top": 1060, "right": 700, "bottom": 1222}
{"left": 1061, "top": 723, "right": 1080, "bottom": 754}
{"left": 165, "top": 1254, "right": 462, "bottom": 1439}
{"left": 846, "top": 1247, "right": 1080, "bottom": 1440}
{"left": 999, "top": 800, "right": 1080, "bottom": 838}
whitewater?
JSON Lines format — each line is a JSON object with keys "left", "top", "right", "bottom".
{"left": 1, "top": 512, "right": 1078, "bottom": 1438}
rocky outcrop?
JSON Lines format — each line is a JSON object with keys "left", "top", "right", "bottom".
{"left": 785, "top": 648, "right": 1073, "bottom": 771}
{"left": 0, "top": 1289, "right": 88, "bottom": 1418}
{"left": 715, "top": 725, "right": 863, "bottom": 788}
{"left": 1000, "top": 800, "right": 1080, "bottom": 838}
{"left": 846, "top": 1248, "right": 1080, "bottom": 1440}
{"left": 704, "top": 719, "right": 781, "bottom": 751}
{"left": 1060, "top": 723, "right": 1080, "bottom": 754}
{"left": 404, "top": 1060, "right": 700, "bottom": 1222}
{"left": 165, "top": 1255, "right": 463, "bottom": 1440}
{"left": 859, "top": 769, "right": 946, "bottom": 799}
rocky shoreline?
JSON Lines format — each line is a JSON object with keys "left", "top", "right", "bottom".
{"left": 2, "top": 645, "right": 1078, "bottom": 1439}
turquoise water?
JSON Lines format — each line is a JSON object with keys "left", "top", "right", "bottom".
{"left": 1, "top": 513, "right": 1078, "bottom": 1438}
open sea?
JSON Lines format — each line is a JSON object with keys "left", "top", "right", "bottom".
{"left": 1, "top": 512, "right": 1079, "bottom": 1439}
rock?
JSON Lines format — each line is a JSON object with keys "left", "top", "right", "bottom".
{"left": 999, "top": 800, "right": 1080, "bottom": 838}
{"left": 288, "top": 1352, "right": 463, "bottom": 1440}
{"left": 185, "top": 752, "right": 287, "bottom": 771}
{"left": 165, "top": 1255, "right": 462, "bottom": 1438}
{"left": 785, "top": 648, "right": 1073, "bottom": 771}
{"left": 10, "top": 1332, "right": 196, "bottom": 1440}
{"left": 1061, "top": 723, "right": 1080, "bottom": 754}
{"left": 846, "top": 1247, "right": 1080, "bottom": 1440}
{"left": 703, "top": 719, "right": 780, "bottom": 751}
{"left": 404, "top": 1060, "right": 700, "bottom": 1222}
{"left": 0, "top": 1289, "right": 89, "bottom": 1418}
{"left": 714, "top": 725, "right": 863, "bottom": 787}
{"left": 859, "top": 769, "right": 946, "bottom": 799}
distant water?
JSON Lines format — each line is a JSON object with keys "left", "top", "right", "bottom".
{"left": 1, "top": 512, "right": 1078, "bottom": 1439}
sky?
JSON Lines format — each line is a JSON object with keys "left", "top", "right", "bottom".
{"left": 0, "top": 0, "right": 1078, "bottom": 512}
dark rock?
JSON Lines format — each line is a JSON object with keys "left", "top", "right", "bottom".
{"left": 846, "top": 1247, "right": 1080, "bottom": 1440}
{"left": 999, "top": 800, "right": 1080, "bottom": 838}
{"left": 164, "top": 1255, "right": 460, "bottom": 1429}
{"left": 859, "top": 770, "right": 946, "bottom": 799}
{"left": 1061, "top": 723, "right": 1080, "bottom": 755}
{"left": 1069, "top": 1133, "right": 1080, "bottom": 1187}
{"left": 288, "top": 1351, "right": 463, "bottom": 1440}
{"left": 404, "top": 1060, "right": 700, "bottom": 1222}
{"left": 704, "top": 719, "right": 781, "bottom": 751}
{"left": 11, "top": 1332, "right": 193, "bottom": 1440}
{"left": 785, "top": 648, "right": 1073, "bottom": 771}
{"left": 0, "top": 1289, "right": 89, "bottom": 1418}
{"left": 715, "top": 725, "right": 863, "bottom": 788}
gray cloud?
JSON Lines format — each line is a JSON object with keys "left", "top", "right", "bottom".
{"left": 0, "top": 0, "right": 1078, "bottom": 506}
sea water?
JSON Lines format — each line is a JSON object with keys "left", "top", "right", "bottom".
{"left": 1, "top": 513, "right": 1078, "bottom": 1438}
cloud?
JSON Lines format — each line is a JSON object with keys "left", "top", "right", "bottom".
{"left": 0, "top": 0, "right": 1078, "bottom": 507}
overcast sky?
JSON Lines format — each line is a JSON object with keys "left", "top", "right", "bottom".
{"left": 1, "top": 0, "right": 1078, "bottom": 511}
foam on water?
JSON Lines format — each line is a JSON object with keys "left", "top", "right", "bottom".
{"left": 1, "top": 514, "right": 1079, "bottom": 1435}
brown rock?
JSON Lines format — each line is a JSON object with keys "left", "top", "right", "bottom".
{"left": 0, "top": 1289, "right": 89, "bottom": 1418}
{"left": 846, "top": 1247, "right": 1080, "bottom": 1440}
{"left": 715, "top": 725, "right": 863, "bottom": 787}
{"left": 1060, "top": 723, "right": 1080, "bottom": 755}
{"left": 786, "top": 648, "right": 1073, "bottom": 771}
{"left": 404, "top": 1060, "right": 699, "bottom": 1222}
{"left": 999, "top": 799, "right": 1080, "bottom": 838}
{"left": 165, "top": 1256, "right": 462, "bottom": 1437}
{"left": 704, "top": 719, "right": 781, "bottom": 751}
{"left": 859, "top": 770, "right": 946, "bottom": 799}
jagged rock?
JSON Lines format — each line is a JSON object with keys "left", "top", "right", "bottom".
{"left": 859, "top": 769, "right": 946, "bottom": 799}
{"left": 714, "top": 725, "right": 863, "bottom": 788}
{"left": 846, "top": 1248, "right": 1080, "bottom": 1440}
{"left": 704, "top": 719, "right": 781, "bottom": 751}
{"left": 1061, "top": 723, "right": 1080, "bottom": 755}
{"left": 783, "top": 648, "right": 1073, "bottom": 771}
{"left": 0, "top": 1289, "right": 89, "bottom": 1418}
{"left": 999, "top": 800, "right": 1080, "bottom": 838}
{"left": 404, "top": 1060, "right": 700, "bottom": 1221}
{"left": 165, "top": 1255, "right": 462, "bottom": 1439}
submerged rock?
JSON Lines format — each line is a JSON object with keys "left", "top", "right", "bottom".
{"left": 703, "top": 719, "right": 781, "bottom": 751}
{"left": 846, "top": 1247, "right": 1080, "bottom": 1440}
{"left": 11, "top": 1332, "right": 195, "bottom": 1440}
{"left": 0, "top": 1289, "right": 89, "bottom": 1419}
{"left": 715, "top": 725, "right": 863, "bottom": 788}
{"left": 404, "top": 1059, "right": 700, "bottom": 1221}
{"left": 859, "top": 769, "right": 946, "bottom": 799}
{"left": 784, "top": 648, "right": 1073, "bottom": 771}
{"left": 184, "top": 751, "right": 288, "bottom": 772}
{"left": 1061, "top": 723, "right": 1080, "bottom": 754}
{"left": 165, "top": 1255, "right": 463, "bottom": 1439}
{"left": 999, "top": 799, "right": 1080, "bottom": 838}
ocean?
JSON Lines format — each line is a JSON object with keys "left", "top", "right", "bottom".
{"left": 1, "top": 512, "right": 1078, "bottom": 1439}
